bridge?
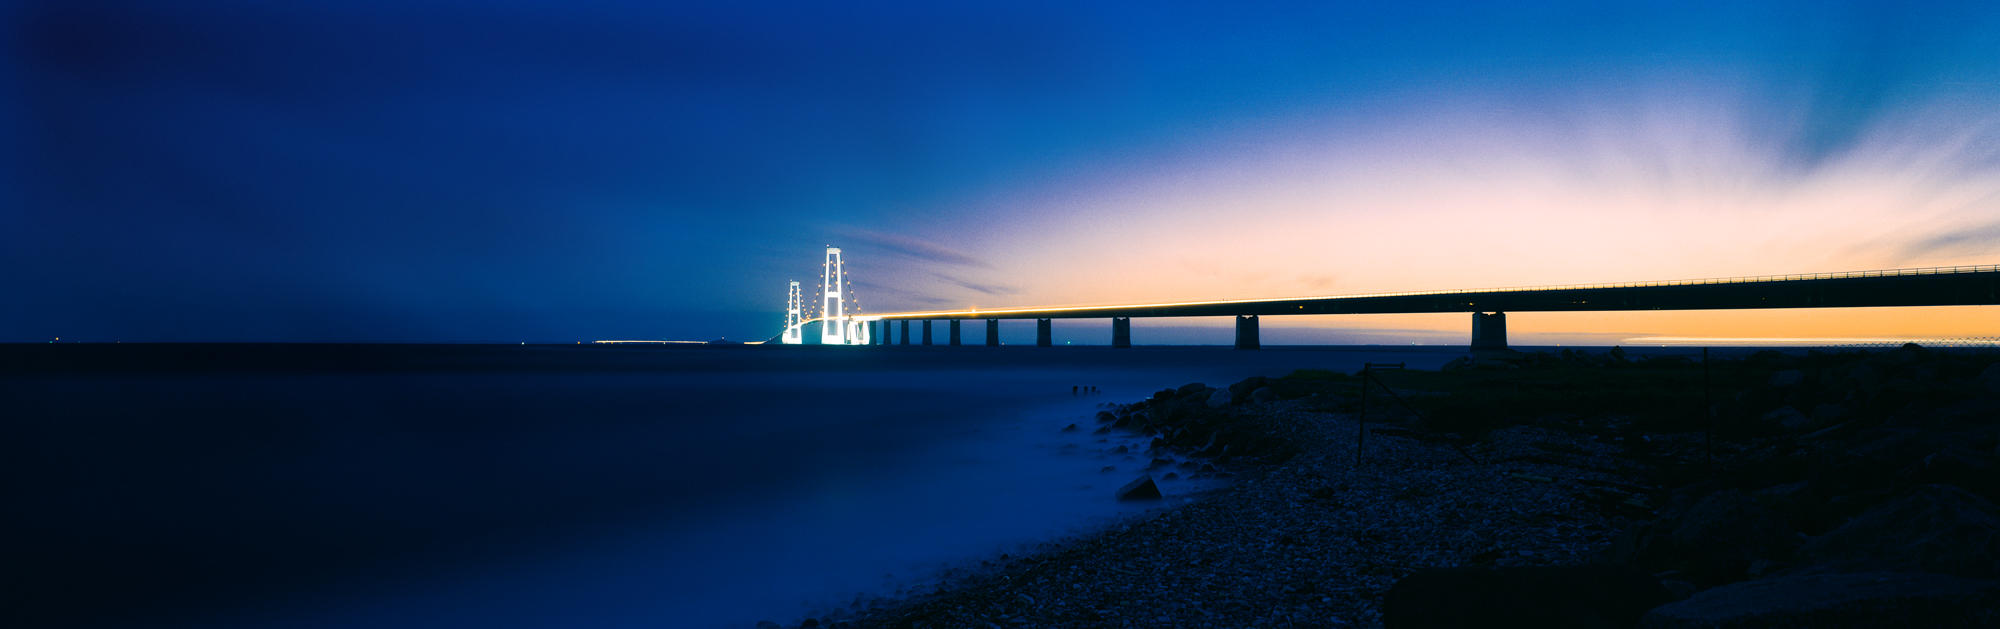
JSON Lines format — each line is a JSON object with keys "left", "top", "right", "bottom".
{"left": 781, "top": 253, "right": 1999, "bottom": 350}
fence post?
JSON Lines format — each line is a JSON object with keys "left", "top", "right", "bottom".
{"left": 1358, "top": 366, "right": 1368, "bottom": 467}
{"left": 1705, "top": 347, "right": 1713, "bottom": 478}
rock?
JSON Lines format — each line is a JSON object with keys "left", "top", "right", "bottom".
{"left": 1228, "top": 376, "right": 1271, "bottom": 401}
{"left": 1207, "top": 387, "right": 1234, "bottom": 408}
{"left": 1100, "top": 466, "right": 1117, "bottom": 473}
{"left": 1250, "top": 387, "right": 1276, "bottom": 404}
{"left": 1809, "top": 404, "right": 1848, "bottom": 426}
{"left": 1882, "top": 395, "right": 2000, "bottom": 431}
{"left": 1176, "top": 382, "right": 1208, "bottom": 396}
{"left": 1841, "top": 364, "right": 1882, "bottom": 394}
{"left": 1441, "top": 356, "right": 1475, "bottom": 371}
{"left": 1768, "top": 369, "right": 1804, "bottom": 388}
{"left": 1751, "top": 481, "right": 1812, "bottom": 515}
{"left": 1609, "top": 346, "right": 1627, "bottom": 360}
{"left": 1092, "top": 426, "right": 1112, "bottom": 435}
{"left": 1115, "top": 475, "right": 1163, "bottom": 501}
{"left": 1892, "top": 445, "right": 2000, "bottom": 500}
{"left": 1661, "top": 580, "right": 1698, "bottom": 602}
{"left": 1615, "top": 490, "right": 1797, "bottom": 585}
{"left": 1061, "top": 423, "right": 1079, "bottom": 432}
{"left": 1977, "top": 363, "right": 2000, "bottom": 394}
{"left": 1095, "top": 410, "right": 1117, "bottom": 423}
{"left": 1638, "top": 572, "right": 2000, "bottom": 628}
{"left": 1383, "top": 564, "right": 1675, "bottom": 628}
{"left": 1760, "top": 406, "right": 1812, "bottom": 432}
{"left": 1814, "top": 427, "right": 2000, "bottom": 495}
{"left": 1795, "top": 484, "right": 2000, "bottom": 579}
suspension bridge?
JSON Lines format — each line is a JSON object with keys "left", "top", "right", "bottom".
{"left": 778, "top": 249, "right": 2000, "bottom": 349}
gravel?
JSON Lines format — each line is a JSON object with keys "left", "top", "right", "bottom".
{"left": 784, "top": 398, "right": 1659, "bottom": 629}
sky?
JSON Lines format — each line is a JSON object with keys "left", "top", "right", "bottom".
{"left": 4, "top": 0, "right": 1998, "bottom": 343}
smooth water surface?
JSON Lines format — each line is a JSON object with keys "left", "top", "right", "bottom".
{"left": 7, "top": 345, "right": 1476, "bottom": 628}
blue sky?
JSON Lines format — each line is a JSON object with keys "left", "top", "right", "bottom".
{"left": 5, "top": 1, "right": 1998, "bottom": 342}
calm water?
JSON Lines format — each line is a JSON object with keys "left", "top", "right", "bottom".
{"left": 10, "top": 345, "right": 1501, "bottom": 628}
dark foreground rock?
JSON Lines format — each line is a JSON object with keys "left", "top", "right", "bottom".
{"left": 1610, "top": 490, "right": 1798, "bottom": 586}
{"left": 1114, "top": 475, "right": 1162, "bottom": 501}
{"left": 1793, "top": 484, "right": 2000, "bottom": 579}
{"left": 1383, "top": 564, "right": 1677, "bottom": 628}
{"left": 1638, "top": 572, "right": 2000, "bottom": 628}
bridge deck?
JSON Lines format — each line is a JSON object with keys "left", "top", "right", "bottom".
{"left": 861, "top": 265, "right": 2000, "bottom": 321}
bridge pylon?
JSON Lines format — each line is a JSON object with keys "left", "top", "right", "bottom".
{"left": 782, "top": 281, "right": 804, "bottom": 344}
{"left": 816, "top": 247, "right": 871, "bottom": 345}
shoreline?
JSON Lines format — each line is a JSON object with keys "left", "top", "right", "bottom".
{"left": 765, "top": 345, "right": 2000, "bottom": 629}
{"left": 776, "top": 397, "right": 1650, "bottom": 628}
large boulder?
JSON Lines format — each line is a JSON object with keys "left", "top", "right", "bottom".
{"left": 1639, "top": 571, "right": 2000, "bottom": 628}
{"left": 1206, "top": 387, "right": 1233, "bottom": 409}
{"left": 1228, "top": 376, "right": 1271, "bottom": 401}
{"left": 1976, "top": 363, "right": 2000, "bottom": 394}
{"left": 1760, "top": 407, "right": 1812, "bottom": 432}
{"left": 1812, "top": 424, "right": 2000, "bottom": 496}
{"left": 1383, "top": 564, "right": 1676, "bottom": 629}
{"left": 1175, "top": 382, "right": 1207, "bottom": 396}
{"left": 1114, "top": 475, "right": 1162, "bottom": 501}
{"left": 1249, "top": 387, "right": 1276, "bottom": 404}
{"left": 1612, "top": 490, "right": 1798, "bottom": 585}
{"left": 1767, "top": 369, "right": 1804, "bottom": 388}
{"left": 1795, "top": 484, "right": 2000, "bottom": 579}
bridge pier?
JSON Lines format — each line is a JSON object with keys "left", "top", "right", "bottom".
{"left": 949, "top": 320, "right": 962, "bottom": 345}
{"left": 986, "top": 320, "right": 1000, "bottom": 346}
{"left": 1112, "top": 317, "right": 1131, "bottom": 348}
{"left": 1036, "top": 318, "right": 1052, "bottom": 347}
{"left": 1471, "top": 312, "right": 1509, "bottom": 352}
{"left": 1235, "top": 315, "right": 1261, "bottom": 350}
{"left": 900, "top": 320, "right": 910, "bottom": 345}
{"left": 922, "top": 320, "right": 933, "bottom": 345}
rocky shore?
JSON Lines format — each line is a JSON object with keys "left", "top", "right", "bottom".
{"left": 762, "top": 345, "right": 2000, "bottom": 629}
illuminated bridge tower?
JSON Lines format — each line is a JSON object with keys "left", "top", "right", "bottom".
{"left": 782, "top": 281, "right": 804, "bottom": 344}
{"left": 819, "top": 247, "right": 870, "bottom": 345}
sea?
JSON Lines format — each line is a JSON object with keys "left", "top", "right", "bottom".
{"left": 6, "top": 343, "right": 1699, "bottom": 629}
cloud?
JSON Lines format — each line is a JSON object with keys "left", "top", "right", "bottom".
{"left": 934, "top": 273, "right": 1020, "bottom": 297}
{"left": 1900, "top": 220, "right": 2000, "bottom": 262}
{"left": 836, "top": 229, "right": 990, "bottom": 268}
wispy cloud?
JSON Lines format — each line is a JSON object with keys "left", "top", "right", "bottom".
{"left": 835, "top": 229, "right": 990, "bottom": 268}
{"left": 1900, "top": 220, "right": 2000, "bottom": 262}
{"left": 935, "top": 273, "right": 1020, "bottom": 297}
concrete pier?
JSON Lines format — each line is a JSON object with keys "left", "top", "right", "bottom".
{"left": 1112, "top": 317, "right": 1131, "bottom": 348}
{"left": 1471, "top": 312, "right": 1508, "bottom": 352}
{"left": 900, "top": 320, "right": 910, "bottom": 345}
{"left": 949, "top": 320, "right": 962, "bottom": 346}
{"left": 986, "top": 320, "right": 999, "bottom": 346}
{"left": 1235, "top": 315, "right": 1260, "bottom": 350}
{"left": 922, "top": 320, "right": 932, "bottom": 345}
{"left": 1036, "top": 318, "right": 1052, "bottom": 347}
